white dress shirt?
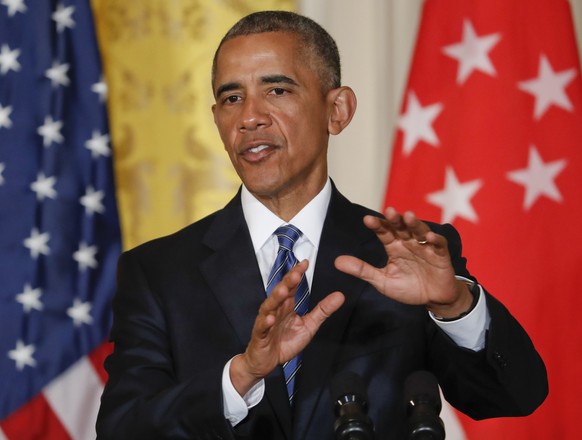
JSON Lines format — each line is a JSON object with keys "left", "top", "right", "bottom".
{"left": 222, "top": 178, "right": 490, "bottom": 425}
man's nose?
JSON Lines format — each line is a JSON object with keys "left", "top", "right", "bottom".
{"left": 239, "top": 97, "right": 271, "bottom": 131}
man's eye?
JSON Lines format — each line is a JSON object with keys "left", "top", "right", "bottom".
{"left": 225, "top": 95, "right": 240, "bottom": 103}
{"left": 272, "top": 88, "right": 286, "bottom": 95}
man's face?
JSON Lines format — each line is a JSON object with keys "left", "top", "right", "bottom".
{"left": 212, "top": 32, "right": 333, "bottom": 208}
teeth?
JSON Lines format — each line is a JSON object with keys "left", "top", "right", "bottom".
{"left": 249, "top": 144, "right": 269, "bottom": 153}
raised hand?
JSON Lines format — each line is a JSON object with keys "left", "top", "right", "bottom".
{"left": 230, "top": 260, "right": 345, "bottom": 396}
{"left": 334, "top": 207, "right": 472, "bottom": 317}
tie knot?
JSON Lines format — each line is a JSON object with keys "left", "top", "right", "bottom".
{"left": 274, "top": 224, "right": 303, "bottom": 250}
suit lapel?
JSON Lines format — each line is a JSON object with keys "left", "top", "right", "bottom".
{"left": 292, "top": 187, "right": 387, "bottom": 440}
{"left": 199, "top": 193, "right": 293, "bottom": 437}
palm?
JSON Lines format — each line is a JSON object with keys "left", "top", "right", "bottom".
{"left": 335, "top": 209, "right": 458, "bottom": 306}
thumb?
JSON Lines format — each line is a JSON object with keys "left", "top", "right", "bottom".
{"left": 305, "top": 292, "right": 345, "bottom": 329}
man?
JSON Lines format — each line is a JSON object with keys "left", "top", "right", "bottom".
{"left": 96, "top": 11, "right": 547, "bottom": 440}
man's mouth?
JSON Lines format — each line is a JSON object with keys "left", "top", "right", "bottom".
{"left": 247, "top": 144, "right": 270, "bottom": 154}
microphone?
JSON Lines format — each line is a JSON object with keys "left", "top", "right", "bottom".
{"left": 403, "top": 371, "right": 445, "bottom": 440}
{"left": 330, "top": 371, "right": 375, "bottom": 440}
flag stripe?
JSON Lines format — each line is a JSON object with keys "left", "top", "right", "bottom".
{"left": 88, "top": 341, "right": 113, "bottom": 384}
{"left": 440, "top": 394, "right": 466, "bottom": 440}
{"left": 43, "top": 356, "right": 104, "bottom": 440}
{"left": 0, "top": 394, "right": 70, "bottom": 440}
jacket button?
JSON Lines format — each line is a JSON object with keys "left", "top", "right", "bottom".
{"left": 492, "top": 351, "right": 508, "bottom": 368}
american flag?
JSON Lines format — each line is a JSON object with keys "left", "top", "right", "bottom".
{"left": 0, "top": 1, "right": 121, "bottom": 439}
{"left": 385, "top": 0, "right": 582, "bottom": 438}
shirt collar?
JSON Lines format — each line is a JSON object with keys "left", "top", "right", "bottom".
{"left": 241, "top": 178, "right": 332, "bottom": 253}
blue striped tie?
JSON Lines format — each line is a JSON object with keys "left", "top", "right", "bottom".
{"left": 266, "top": 224, "right": 310, "bottom": 403}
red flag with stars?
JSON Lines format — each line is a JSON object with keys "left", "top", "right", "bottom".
{"left": 385, "top": 0, "right": 581, "bottom": 438}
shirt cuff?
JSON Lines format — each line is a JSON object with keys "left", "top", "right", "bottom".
{"left": 222, "top": 356, "right": 265, "bottom": 426}
{"left": 429, "top": 280, "right": 491, "bottom": 351}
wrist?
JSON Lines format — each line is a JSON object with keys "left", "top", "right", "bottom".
{"left": 230, "top": 354, "right": 263, "bottom": 397}
{"left": 430, "top": 279, "right": 479, "bottom": 321}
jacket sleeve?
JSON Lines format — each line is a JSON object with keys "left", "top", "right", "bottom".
{"left": 428, "top": 222, "right": 548, "bottom": 420}
{"left": 96, "top": 251, "right": 235, "bottom": 440}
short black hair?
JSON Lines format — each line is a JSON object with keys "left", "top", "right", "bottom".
{"left": 211, "top": 10, "right": 341, "bottom": 93}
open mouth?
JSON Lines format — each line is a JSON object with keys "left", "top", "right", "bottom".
{"left": 247, "top": 144, "right": 270, "bottom": 154}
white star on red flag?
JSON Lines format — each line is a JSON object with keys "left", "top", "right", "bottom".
{"left": 517, "top": 54, "right": 577, "bottom": 120}
{"left": 507, "top": 146, "right": 567, "bottom": 210}
{"left": 426, "top": 167, "right": 483, "bottom": 224}
{"left": 397, "top": 91, "right": 443, "bottom": 156}
{"left": 442, "top": 19, "right": 501, "bottom": 85}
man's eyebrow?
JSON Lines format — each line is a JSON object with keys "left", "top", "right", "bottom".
{"left": 215, "top": 75, "right": 298, "bottom": 98}
{"left": 215, "top": 82, "right": 241, "bottom": 98}
{"left": 261, "top": 75, "right": 298, "bottom": 86}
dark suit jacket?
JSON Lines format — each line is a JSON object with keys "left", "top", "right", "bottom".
{"left": 96, "top": 186, "right": 547, "bottom": 440}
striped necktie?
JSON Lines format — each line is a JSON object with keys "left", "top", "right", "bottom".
{"left": 266, "top": 224, "right": 310, "bottom": 403}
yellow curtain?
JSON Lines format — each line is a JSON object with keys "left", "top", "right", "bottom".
{"left": 91, "top": 0, "right": 296, "bottom": 249}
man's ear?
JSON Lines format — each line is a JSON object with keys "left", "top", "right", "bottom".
{"left": 327, "top": 86, "right": 357, "bottom": 135}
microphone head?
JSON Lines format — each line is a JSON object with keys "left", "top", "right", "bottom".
{"left": 403, "top": 370, "right": 442, "bottom": 414}
{"left": 330, "top": 371, "right": 369, "bottom": 412}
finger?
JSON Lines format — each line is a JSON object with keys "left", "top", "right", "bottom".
{"left": 384, "top": 207, "right": 414, "bottom": 240}
{"left": 334, "top": 255, "right": 381, "bottom": 286}
{"left": 362, "top": 215, "right": 398, "bottom": 244}
{"left": 402, "top": 211, "right": 431, "bottom": 244}
{"left": 255, "top": 260, "right": 309, "bottom": 334}
{"left": 263, "top": 260, "right": 308, "bottom": 308}
{"left": 304, "top": 292, "right": 345, "bottom": 330}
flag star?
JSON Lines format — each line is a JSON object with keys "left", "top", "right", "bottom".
{"left": 91, "top": 77, "right": 108, "bottom": 102}
{"left": 67, "top": 299, "right": 93, "bottom": 327}
{"left": 517, "top": 54, "right": 577, "bottom": 120}
{"left": 0, "top": 163, "right": 5, "bottom": 185}
{"left": 0, "top": 103, "right": 13, "bottom": 128}
{"left": 1, "top": 0, "right": 27, "bottom": 16}
{"left": 507, "top": 145, "right": 567, "bottom": 210}
{"left": 8, "top": 340, "right": 37, "bottom": 370}
{"left": 0, "top": 44, "right": 21, "bottom": 75}
{"left": 23, "top": 228, "right": 51, "bottom": 259}
{"left": 37, "top": 115, "right": 64, "bottom": 147}
{"left": 398, "top": 91, "right": 443, "bottom": 156}
{"left": 30, "top": 172, "right": 57, "bottom": 201}
{"left": 80, "top": 186, "right": 105, "bottom": 215}
{"left": 52, "top": 3, "right": 75, "bottom": 33}
{"left": 85, "top": 130, "right": 111, "bottom": 158}
{"left": 442, "top": 19, "right": 501, "bottom": 85}
{"left": 15, "top": 284, "right": 43, "bottom": 313}
{"left": 426, "top": 167, "right": 483, "bottom": 224}
{"left": 45, "top": 61, "right": 70, "bottom": 87}
{"left": 73, "top": 242, "right": 98, "bottom": 270}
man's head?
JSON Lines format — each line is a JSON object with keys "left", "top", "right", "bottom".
{"left": 212, "top": 10, "right": 341, "bottom": 94}
{"left": 211, "top": 11, "right": 356, "bottom": 220}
